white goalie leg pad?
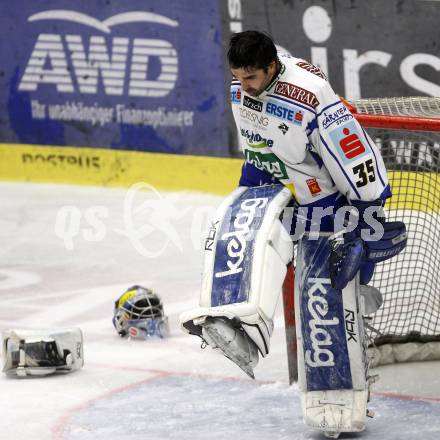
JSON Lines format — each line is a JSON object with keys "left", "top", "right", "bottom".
{"left": 295, "top": 233, "right": 371, "bottom": 434}
{"left": 180, "top": 184, "right": 293, "bottom": 357}
{"left": 2, "top": 328, "right": 84, "bottom": 377}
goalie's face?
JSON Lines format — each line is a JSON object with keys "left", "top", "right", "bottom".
{"left": 231, "top": 61, "right": 277, "bottom": 97}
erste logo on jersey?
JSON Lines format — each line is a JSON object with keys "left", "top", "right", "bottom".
{"left": 274, "top": 81, "right": 319, "bottom": 109}
{"left": 243, "top": 96, "right": 263, "bottom": 112}
{"left": 329, "top": 121, "right": 370, "bottom": 164}
{"left": 231, "top": 87, "right": 241, "bottom": 104}
{"left": 296, "top": 61, "right": 327, "bottom": 80}
{"left": 266, "top": 99, "right": 303, "bottom": 125}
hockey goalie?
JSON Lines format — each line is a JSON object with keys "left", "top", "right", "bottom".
{"left": 180, "top": 30, "right": 407, "bottom": 437}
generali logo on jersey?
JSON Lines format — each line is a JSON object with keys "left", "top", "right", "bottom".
{"left": 18, "top": 10, "right": 179, "bottom": 97}
{"left": 274, "top": 81, "right": 319, "bottom": 109}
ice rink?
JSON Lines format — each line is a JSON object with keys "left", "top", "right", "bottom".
{"left": 1, "top": 182, "right": 440, "bottom": 440}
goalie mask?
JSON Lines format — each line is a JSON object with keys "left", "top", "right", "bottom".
{"left": 113, "top": 285, "right": 169, "bottom": 339}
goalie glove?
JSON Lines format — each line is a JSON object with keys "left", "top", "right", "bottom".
{"left": 2, "top": 328, "right": 84, "bottom": 377}
{"left": 329, "top": 199, "right": 407, "bottom": 290}
{"left": 329, "top": 229, "right": 365, "bottom": 290}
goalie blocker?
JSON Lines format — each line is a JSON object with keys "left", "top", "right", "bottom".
{"left": 2, "top": 328, "right": 84, "bottom": 377}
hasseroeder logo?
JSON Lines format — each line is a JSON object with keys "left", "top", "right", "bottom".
{"left": 305, "top": 277, "right": 339, "bottom": 368}
{"left": 215, "top": 197, "right": 268, "bottom": 278}
{"left": 18, "top": 10, "right": 179, "bottom": 97}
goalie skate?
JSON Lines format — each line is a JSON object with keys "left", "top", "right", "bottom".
{"left": 200, "top": 317, "right": 258, "bottom": 379}
{"left": 324, "top": 433, "right": 340, "bottom": 439}
{"left": 301, "top": 389, "right": 369, "bottom": 435}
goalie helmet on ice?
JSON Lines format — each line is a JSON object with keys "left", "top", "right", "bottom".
{"left": 113, "top": 285, "right": 169, "bottom": 339}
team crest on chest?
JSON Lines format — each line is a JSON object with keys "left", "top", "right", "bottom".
{"left": 278, "top": 123, "right": 289, "bottom": 135}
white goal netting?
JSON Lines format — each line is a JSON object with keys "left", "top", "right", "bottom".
{"left": 350, "top": 97, "right": 440, "bottom": 366}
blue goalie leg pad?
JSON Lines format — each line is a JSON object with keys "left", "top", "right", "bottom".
{"left": 295, "top": 234, "right": 371, "bottom": 435}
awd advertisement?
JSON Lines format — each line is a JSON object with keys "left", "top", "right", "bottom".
{"left": 0, "top": 0, "right": 229, "bottom": 156}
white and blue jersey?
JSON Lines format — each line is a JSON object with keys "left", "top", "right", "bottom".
{"left": 231, "top": 53, "right": 390, "bottom": 208}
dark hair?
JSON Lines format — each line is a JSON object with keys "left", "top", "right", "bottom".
{"left": 227, "top": 30, "right": 277, "bottom": 71}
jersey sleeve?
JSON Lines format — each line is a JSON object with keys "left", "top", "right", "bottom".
{"left": 312, "top": 83, "right": 390, "bottom": 202}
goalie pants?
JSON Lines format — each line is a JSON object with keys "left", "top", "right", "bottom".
{"left": 239, "top": 162, "right": 376, "bottom": 284}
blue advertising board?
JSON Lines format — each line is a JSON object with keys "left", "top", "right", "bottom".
{"left": 0, "top": 0, "right": 229, "bottom": 156}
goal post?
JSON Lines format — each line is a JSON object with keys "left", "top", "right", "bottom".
{"left": 282, "top": 97, "right": 440, "bottom": 383}
{"left": 351, "top": 97, "right": 440, "bottom": 367}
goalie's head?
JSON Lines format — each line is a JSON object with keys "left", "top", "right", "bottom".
{"left": 112, "top": 285, "right": 169, "bottom": 339}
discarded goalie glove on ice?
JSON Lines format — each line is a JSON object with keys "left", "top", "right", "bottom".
{"left": 2, "top": 328, "right": 84, "bottom": 377}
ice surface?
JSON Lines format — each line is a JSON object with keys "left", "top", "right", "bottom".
{"left": 59, "top": 376, "right": 440, "bottom": 440}
{"left": 0, "top": 182, "right": 439, "bottom": 440}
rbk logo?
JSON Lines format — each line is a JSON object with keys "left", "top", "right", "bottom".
{"left": 18, "top": 10, "right": 179, "bottom": 97}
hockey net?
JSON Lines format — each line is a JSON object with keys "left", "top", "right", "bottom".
{"left": 349, "top": 97, "right": 440, "bottom": 367}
